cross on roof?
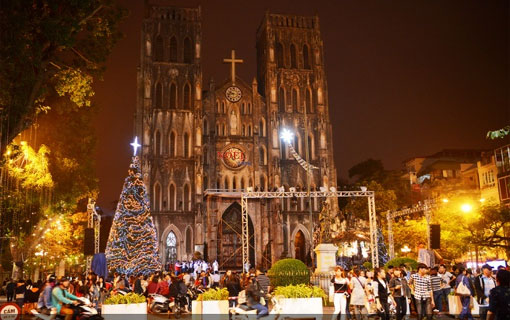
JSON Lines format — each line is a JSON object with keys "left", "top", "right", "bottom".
{"left": 130, "top": 136, "right": 141, "bottom": 156}
{"left": 223, "top": 49, "right": 243, "bottom": 85}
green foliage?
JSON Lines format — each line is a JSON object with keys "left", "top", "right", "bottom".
{"left": 4, "top": 142, "right": 53, "bottom": 189}
{"left": 104, "top": 293, "right": 146, "bottom": 305}
{"left": 466, "top": 204, "right": 510, "bottom": 257}
{"left": 385, "top": 257, "right": 418, "bottom": 271}
{"left": 363, "top": 262, "right": 373, "bottom": 270}
{"left": 274, "top": 284, "right": 326, "bottom": 301}
{"left": 268, "top": 258, "right": 310, "bottom": 287}
{"left": 197, "top": 288, "right": 229, "bottom": 301}
{"left": 487, "top": 126, "right": 510, "bottom": 139}
{"left": 0, "top": 0, "right": 126, "bottom": 148}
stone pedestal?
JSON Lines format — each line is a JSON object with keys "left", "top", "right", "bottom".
{"left": 314, "top": 243, "right": 338, "bottom": 273}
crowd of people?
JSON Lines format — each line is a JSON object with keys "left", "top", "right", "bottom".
{"left": 2, "top": 260, "right": 510, "bottom": 320}
{"left": 330, "top": 263, "right": 510, "bottom": 320}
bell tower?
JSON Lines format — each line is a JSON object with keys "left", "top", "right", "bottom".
{"left": 135, "top": 5, "right": 203, "bottom": 264}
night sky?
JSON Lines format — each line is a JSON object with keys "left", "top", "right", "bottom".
{"left": 93, "top": 0, "right": 509, "bottom": 211}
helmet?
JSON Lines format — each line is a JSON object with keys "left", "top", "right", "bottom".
{"left": 47, "top": 274, "right": 56, "bottom": 283}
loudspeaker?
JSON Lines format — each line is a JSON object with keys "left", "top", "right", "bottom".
{"left": 430, "top": 224, "right": 440, "bottom": 249}
{"left": 84, "top": 228, "right": 95, "bottom": 256}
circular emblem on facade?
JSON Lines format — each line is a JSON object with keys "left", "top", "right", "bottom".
{"left": 220, "top": 145, "right": 247, "bottom": 170}
{"left": 225, "top": 86, "right": 242, "bottom": 103}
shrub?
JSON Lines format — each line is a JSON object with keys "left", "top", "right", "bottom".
{"left": 363, "top": 262, "right": 373, "bottom": 270}
{"left": 268, "top": 258, "right": 310, "bottom": 287}
{"left": 274, "top": 284, "right": 326, "bottom": 303}
{"left": 197, "top": 288, "right": 229, "bottom": 301}
{"left": 104, "top": 292, "right": 146, "bottom": 305}
{"left": 385, "top": 257, "right": 418, "bottom": 271}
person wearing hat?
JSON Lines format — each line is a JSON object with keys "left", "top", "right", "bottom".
{"left": 474, "top": 264, "right": 496, "bottom": 320}
{"left": 51, "top": 277, "right": 81, "bottom": 320}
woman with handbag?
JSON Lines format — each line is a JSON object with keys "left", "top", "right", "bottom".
{"left": 351, "top": 269, "right": 368, "bottom": 320}
{"left": 331, "top": 266, "right": 350, "bottom": 320}
{"left": 455, "top": 267, "right": 474, "bottom": 320}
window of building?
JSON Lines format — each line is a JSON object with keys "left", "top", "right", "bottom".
{"left": 155, "top": 83, "right": 163, "bottom": 109}
{"left": 183, "top": 83, "right": 191, "bottom": 110}
{"left": 306, "top": 88, "right": 313, "bottom": 113}
{"left": 170, "top": 132, "right": 176, "bottom": 157}
{"left": 183, "top": 37, "right": 193, "bottom": 63}
{"left": 154, "top": 182, "right": 161, "bottom": 211}
{"left": 292, "top": 88, "right": 298, "bottom": 112}
{"left": 183, "top": 184, "right": 191, "bottom": 211}
{"left": 166, "top": 231, "right": 177, "bottom": 263}
{"left": 279, "top": 87, "right": 285, "bottom": 113}
{"left": 154, "top": 35, "right": 164, "bottom": 61}
{"left": 155, "top": 131, "right": 161, "bottom": 156}
{"left": 303, "top": 44, "right": 311, "bottom": 69}
{"left": 184, "top": 132, "right": 190, "bottom": 158}
{"left": 290, "top": 44, "right": 297, "bottom": 68}
{"left": 169, "top": 83, "right": 177, "bottom": 109}
{"left": 276, "top": 42, "right": 284, "bottom": 68}
{"left": 169, "top": 36, "right": 178, "bottom": 62}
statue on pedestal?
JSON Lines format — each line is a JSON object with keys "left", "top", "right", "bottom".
{"left": 318, "top": 201, "right": 335, "bottom": 243}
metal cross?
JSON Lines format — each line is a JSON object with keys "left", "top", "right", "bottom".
{"left": 223, "top": 49, "right": 243, "bottom": 85}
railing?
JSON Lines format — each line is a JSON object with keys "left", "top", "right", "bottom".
{"left": 310, "top": 272, "right": 331, "bottom": 294}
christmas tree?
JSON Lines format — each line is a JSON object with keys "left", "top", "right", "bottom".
{"left": 105, "top": 138, "right": 161, "bottom": 276}
{"left": 377, "top": 227, "right": 389, "bottom": 266}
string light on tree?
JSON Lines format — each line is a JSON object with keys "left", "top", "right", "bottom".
{"left": 105, "top": 138, "right": 161, "bottom": 276}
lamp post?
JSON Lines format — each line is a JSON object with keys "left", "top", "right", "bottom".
{"left": 401, "top": 245, "right": 411, "bottom": 257}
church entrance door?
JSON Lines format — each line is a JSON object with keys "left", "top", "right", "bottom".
{"left": 294, "top": 230, "right": 306, "bottom": 262}
{"left": 217, "top": 202, "right": 254, "bottom": 270}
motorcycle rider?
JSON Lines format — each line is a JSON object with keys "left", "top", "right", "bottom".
{"left": 52, "top": 277, "right": 81, "bottom": 320}
{"left": 37, "top": 275, "right": 57, "bottom": 315}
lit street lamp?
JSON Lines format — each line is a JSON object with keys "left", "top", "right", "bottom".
{"left": 401, "top": 245, "right": 411, "bottom": 257}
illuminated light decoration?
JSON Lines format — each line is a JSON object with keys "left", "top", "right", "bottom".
{"left": 280, "top": 128, "right": 294, "bottom": 144}
{"left": 461, "top": 203, "right": 473, "bottom": 213}
{"left": 442, "top": 198, "right": 449, "bottom": 203}
{"left": 130, "top": 136, "right": 141, "bottom": 156}
{"left": 105, "top": 155, "right": 162, "bottom": 276}
{"left": 288, "top": 143, "right": 318, "bottom": 171}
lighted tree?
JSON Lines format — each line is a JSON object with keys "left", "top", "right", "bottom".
{"left": 105, "top": 144, "right": 161, "bottom": 276}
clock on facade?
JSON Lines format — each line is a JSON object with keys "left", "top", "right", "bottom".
{"left": 225, "top": 86, "right": 242, "bottom": 103}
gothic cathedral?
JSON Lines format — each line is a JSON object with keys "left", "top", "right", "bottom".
{"left": 135, "top": 5, "right": 338, "bottom": 270}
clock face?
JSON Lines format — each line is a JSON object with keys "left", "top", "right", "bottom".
{"left": 221, "top": 146, "right": 247, "bottom": 170}
{"left": 225, "top": 86, "right": 242, "bottom": 103}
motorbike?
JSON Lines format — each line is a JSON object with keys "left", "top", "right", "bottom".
{"left": 149, "top": 293, "right": 184, "bottom": 318}
{"left": 31, "top": 297, "right": 102, "bottom": 320}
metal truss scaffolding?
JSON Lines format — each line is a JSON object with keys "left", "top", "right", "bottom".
{"left": 204, "top": 189, "right": 379, "bottom": 269}
{"left": 86, "top": 198, "right": 101, "bottom": 272}
{"left": 387, "top": 199, "right": 435, "bottom": 259}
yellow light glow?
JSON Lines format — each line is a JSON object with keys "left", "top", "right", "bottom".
{"left": 461, "top": 203, "right": 473, "bottom": 213}
{"left": 479, "top": 198, "right": 486, "bottom": 203}
{"left": 442, "top": 198, "right": 449, "bottom": 203}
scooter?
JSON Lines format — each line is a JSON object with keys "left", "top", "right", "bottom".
{"left": 149, "top": 293, "right": 174, "bottom": 313}
{"left": 31, "top": 297, "right": 102, "bottom": 320}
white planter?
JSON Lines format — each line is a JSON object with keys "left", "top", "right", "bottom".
{"left": 279, "top": 297, "right": 323, "bottom": 316}
{"left": 192, "top": 300, "right": 229, "bottom": 320}
{"left": 102, "top": 302, "right": 147, "bottom": 320}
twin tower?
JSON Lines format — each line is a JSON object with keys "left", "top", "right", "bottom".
{"left": 135, "top": 5, "right": 338, "bottom": 270}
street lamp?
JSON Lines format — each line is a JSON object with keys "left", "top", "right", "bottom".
{"left": 401, "top": 245, "right": 411, "bottom": 256}
{"left": 461, "top": 203, "right": 473, "bottom": 213}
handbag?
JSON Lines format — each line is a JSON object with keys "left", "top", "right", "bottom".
{"left": 456, "top": 278, "right": 471, "bottom": 296}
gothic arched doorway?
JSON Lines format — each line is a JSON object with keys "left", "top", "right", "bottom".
{"left": 217, "top": 202, "right": 254, "bottom": 270}
{"left": 166, "top": 231, "right": 178, "bottom": 264}
{"left": 294, "top": 230, "right": 306, "bottom": 262}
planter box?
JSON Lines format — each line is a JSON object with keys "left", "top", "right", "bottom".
{"left": 192, "top": 300, "right": 229, "bottom": 320}
{"left": 102, "top": 302, "right": 147, "bottom": 320}
{"left": 279, "top": 297, "right": 323, "bottom": 318}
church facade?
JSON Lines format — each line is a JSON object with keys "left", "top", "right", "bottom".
{"left": 135, "top": 5, "right": 338, "bottom": 270}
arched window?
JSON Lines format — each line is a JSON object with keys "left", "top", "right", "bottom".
{"left": 170, "top": 132, "right": 176, "bottom": 157}
{"left": 169, "top": 36, "right": 178, "bottom": 62}
{"left": 240, "top": 177, "right": 245, "bottom": 190}
{"left": 248, "top": 125, "right": 252, "bottom": 136}
{"left": 303, "top": 44, "right": 311, "bottom": 69}
{"left": 203, "top": 119, "right": 208, "bottom": 135}
{"left": 203, "top": 147, "right": 208, "bottom": 165}
{"left": 290, "top": 44, "right": 297, "bottom": 68}
{"left": 260, "top": 147, "right": 267, "bottom": 165}
{"left": 224, "top": 176, "right": 230, "bottom": 190}
{"left": 183, "top": 184, "right": 190, "bottom": 211}
{"left": 242, "top": 103, "right": 246, "bottom": 115}
{"left": 183, "top": 83, "right": 191, "bottom": 110}
{"left": 276, "top": 42, "right": 284, "bottom": 68}
{"left": 155, "top": 83, "right": 163, "bottom": 109}
{"left": 203, "top": 176, "right": 208, "bottom": 190}
{"left": 278, "top": 87, "right": 286, "bottom": 113}
{"left": 233, "top": 177, "right": 237, "bottom": 190}
{"left": 222, "top": 124, "right": 226, "bottom": 136}
{"left": 155, "top": 131, "right": 161, "bottom": 156}
{"left": 169, "top": 184, "right": 176, "bottom": 210}
{"left": 292, "top": 88, "right": 298, "bottom": 112}
{"left": 169, "top": 83, "right": 177, "bottom": 109}
{"left": 183, "top": 37, "right": 193, "bottom": 63}
{"left": 248, "top": 103, "right": 252, "bottom": 114}
{"left": 216, "top": 178, "right": 221, "bottom": 189}
{"left": 222, "top": 102, "right": 226, "bottom": 113}
{"left": 242, "top": 125, "right": 246, "bottom": 136}
{"left": 306, "top": 88, "right": 313, "bottom": 113}
{"left": 166, "top": 231, "right": 177, "bottom": 263}
{"left": 216, "top": 100, "right": 220, "bottom": 113}
{"left": 308, "top": 135, "right": 314, "bottom": 160}
{"left": 154, "top": 182, "right": 161, "bottom": 211}
{"left": 259, "top": 118, "right": 266, "bottom": 137}
{"left": 185, "top": 227, "right": 192, "bottom": 254}
{"left": 183, "top": 132, "right": 190, "bottom": 158}
{"left": 260, "top": 175, "right": 266, "bottom": 191}
{"left": 154, "top": 35, "right": 164, "bottom": 61}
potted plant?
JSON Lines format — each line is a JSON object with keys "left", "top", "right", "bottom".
{"left": 192, "top": 288, "right": 229, "bottom": 320}
{"left": 102, "top": 292, "right": 147, "bottom": 318}
{"left": 273, "top": 284, "right": 326, "bottom": 316}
